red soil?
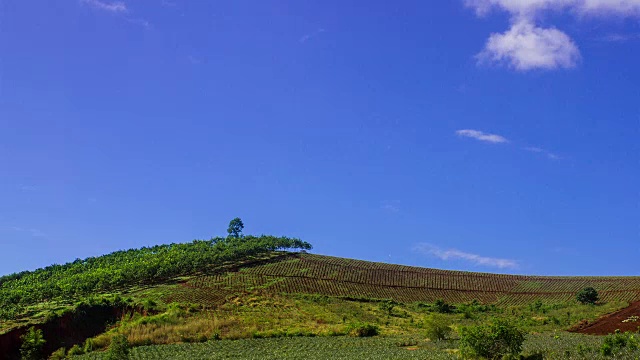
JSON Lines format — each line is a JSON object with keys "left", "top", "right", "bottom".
{"left": 572, "top": 301, "right": 640, "bottom": 335}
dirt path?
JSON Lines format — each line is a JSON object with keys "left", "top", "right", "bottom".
{"left": 572, "top": 301, "right": 640, "bottom": 335}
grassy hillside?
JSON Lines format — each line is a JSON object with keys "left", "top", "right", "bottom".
{"left": 2, "top": 236, "right": 640, "bottom": 359}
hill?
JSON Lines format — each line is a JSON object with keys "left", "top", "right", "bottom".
{"left": 2, "top": 236, "right": 640, "bottom": 359}
{"left": 164, "top": 252, "right": 640, "bottom": 306}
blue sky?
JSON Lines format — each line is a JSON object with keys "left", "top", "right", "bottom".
{"left": 1, "top": 0, "right": 639, "bottom": 276}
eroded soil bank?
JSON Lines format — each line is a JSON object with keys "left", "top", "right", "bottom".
{"left": 0, "top": 303, "right": 143, "bottom": 360}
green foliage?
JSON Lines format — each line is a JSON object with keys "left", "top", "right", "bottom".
{"left": 68, "top": 344, "right": 84, "bottom": 356}
{"left": 600, "top": 331, "right": 639, "bottom": 356}
{"left": 0, "top": 233, "right": 311, "bottom": 320}
{"left": 20, "top": 326, "right": 46, "bottom": 360}
{"left": 48, "top": 347, "right": 67, "bottom": 360}
{"left": 434, "top": 299, "right": 453, "bottom": 314}
{"left": 576, "top": 287, "right": 599, "bottom": 305}
{"left": 459, "top": 319, "right": 525, "bottom": 360}
{"left": 105, "top": 334, "right": 130, "bottom": 360}
{"left": 347, "top": 323, "right": 379, "bottom": 337}
{"left": 227, "top": 217, "right": 244, "bottom": 238}
{"left": 424, "top": 314, "right": 452, "bottom": 341}
{"left": 378, "top": 300, "right": 395, "bottom": 315}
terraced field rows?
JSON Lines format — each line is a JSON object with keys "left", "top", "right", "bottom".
{"left": 165, "top": 253, "right": 640, "bottom": 306}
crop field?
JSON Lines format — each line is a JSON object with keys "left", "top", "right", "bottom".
{"left": 71, "top": 333, "right": 640, "bottom": 360}
{"left": 164, "top": 253, "right": 640, "bottom": 306}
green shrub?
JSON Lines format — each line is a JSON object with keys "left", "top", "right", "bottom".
{"left": 576, "top": 287, "right": 599, "bottom": 305}
{"left": 600, "top": 332, "right": 639, "bottom": 356}
{"left": 434, "top": 299, "right": 453, "bottom": 314}
{"left": 48, "top": 347, "right": 66, "bottom": 360}
{"left": 378, "top": 300, "right": 394, "bottom": 315}
{"left": 20, "top": 327, "right": 46, "bottom": 360}
{"left": 67, "top": 344, "right": 84, "bottom": 356}
{"left": 105, "top": 334, "right": 130, "bottom": 360}
{"left": 459, "top": 319, "right": 525, "bottom": 359}
{"left": 424, "top": 314, "right": 452, "bottom": 341}
{"left": 348, "top": 323, "right": 379, "bottom": 337}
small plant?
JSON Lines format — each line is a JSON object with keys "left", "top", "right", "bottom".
{"left": 347, "top": 323, "right": 379, "bottom": 337}
{"left": 105, "top": 334, "right": 130, "bottom": 360}
{"left": 424, "top": 314, "right": 452, "bottom": 341}
{"left": 576, "top": 287, "right": 599, "bottom": 305}
{"left": 622, "top": 315, "right": 639, "bottom": 323}
{"left": 48, "top": 347, "right": 66, "bottom": 360}
{"left": 67, "top": 344, "right": 84, "bottom": 356}
{"left": 20, "top": 327, "right": 46, "bottom": 360}
{"left": 459, "top": 319, "right": 525, "bottom": 359}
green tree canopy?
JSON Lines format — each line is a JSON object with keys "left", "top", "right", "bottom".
{"left": 576, "top": 287, "right": 599, "bottom": 305}
{"left": 227, "top": 217, "right": 245, "bottom": 238}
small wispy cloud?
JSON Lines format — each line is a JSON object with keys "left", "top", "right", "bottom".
{"left": 187, "top": 55, "right": 203, "bottom": 65}
{"left": 81, "top": 0, "right": 127, "bottom": 13}
{"left": 456, "top": 129, "right": 509, "bottom": 144}
{"left": 300, "top": 28, "right": 326, "bottom": 43}
{"left": 596, "top": 33, "right": 640, "bottom": 42}
{"left": 381, "top": 200, "right": 400, "bottom": 213}
{"left": 414, "top": 243, "right": 519, "bottom": 269}
{"left": 18, "top": 184, "right": 39, "bottom": 192}
{"left": 8, "top": 226, "right": 47, "bottom": 238}
{"left": 80, "top": 0, "right": 151, "bottom": 29}
{"left": 126, "top": 17, "right": 151, "bottom": 29}
{"left": 523, "top": 146, "right": 561, "bottom": 160}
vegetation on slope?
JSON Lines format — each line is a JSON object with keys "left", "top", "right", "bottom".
{"left": 0, "top": 221, "right": 311, "bottom": 323}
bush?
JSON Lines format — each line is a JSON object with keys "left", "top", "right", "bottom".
{"left": 600, "top": 332, "right": 639, "bottom": 356}
{"left": 576, "top": 287, "right": 599, "bottom": 305}
{"left": 459, "top": 319, "right": 525, "bottom": 359}
{"left": 424, "top": 314, "right": 452, "bottom": 341}
{"left": 348, "top": 323, "right": 379, "bottom": 337}
{"left": 48, "top": 347, "right": 66, "bottom": 360}
{"left": 67, "top": 344, "right": 84, "bottom": 356}
{"left": 378, "top": 300, "right": 394, "bottom": 315}
{"left": 20, "top": 327, "right": 46, "bottom": 360}
{"left": 434, "top": 299, "right": 453, "bottom": 314}
{"left": 105, "top": 334, "right": 130, "bottom": 360}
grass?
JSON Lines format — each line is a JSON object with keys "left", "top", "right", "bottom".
{"left": 73, "top": 291, "right": 628, "bottom": 353}
{"left": 71, "top": 333, "right": 640, "bottom": 360}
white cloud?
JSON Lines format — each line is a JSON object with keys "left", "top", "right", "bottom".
{"left": 7, "top": 226, "right": 47, "bottom": 238}
{"left": 300, "top": 28, "right": 326, "bottom": 43}
{"left": 381, "top": 200, "right": 400, "bottom": 213}
{"left": 126, "top": 17, "right": 151, "bottom": 29}
{"left": 456, "top": 129, "right": 509, "bottom": 143}
{"left": 466, "top": 0, "right": 640, "bottom": 17}
{"left": 478, "top": 20, "right": 581, "bottom": 70}
{"left": 81, "top": 0, "right": 127, "bottom": 13}
{"left": 523, "top": 146, "right": 561, "bottom": 159}
{"left": 466, "top": 0, "right": 640, "bottom": 70}
{"left": 414, "top": 243, "right": 519, "bottom": 269}
{"left": 597, "top": 33, "right": 640, "bottom": 42}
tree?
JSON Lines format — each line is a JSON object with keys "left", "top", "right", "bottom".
{"left": 20, "top": 327, "right": 46, "bottom": 360}
{"left": 227, "top": 217, "right": 244, "bottom": 238}
{"left": 577, "top": 287, "right": 599, "bottom": 305}
{"left": 459, "top": 319, "right": 525, "bottom": 359}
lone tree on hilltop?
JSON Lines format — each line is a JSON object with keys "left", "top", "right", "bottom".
{"left": 227, "top": 217, "right": 244, "bottom": 238}
{"left": 576, "top": 287, "right": 599, "bottom": 305}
